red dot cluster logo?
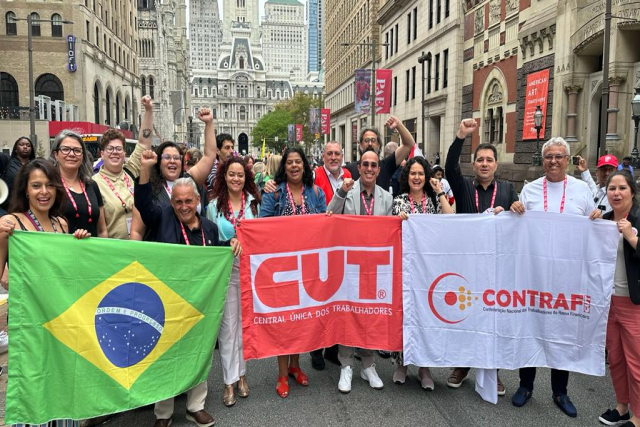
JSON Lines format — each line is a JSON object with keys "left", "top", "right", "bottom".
{"left": 428, "top": 273, "right": 478, "bottom": 324}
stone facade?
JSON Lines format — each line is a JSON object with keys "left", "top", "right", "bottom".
{"left": 189, "top": 0, "right": 222, "bottom": 72}
{"left": 138, "top": 0, "right": 191, "bottom": 144}
{"left": 0, "top": 0, "right": 140, "bottom": 146}
{"left": 262, "top": 0, "right": 307, "bottom": 81}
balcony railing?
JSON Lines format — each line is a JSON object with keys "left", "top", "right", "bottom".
{"left": 0, "top": 106, "right": 30, "bottom": 120}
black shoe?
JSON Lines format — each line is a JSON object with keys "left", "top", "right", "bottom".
{"left": 599, "top": 408, "right": 630, "bottom": 426}
{"left": 553, "top": 394, "right": 577, "bottom": 418}
{"left": 310, "top": 349, "right": 325, "bottom": 370}
{"left": 512, "top": 387, "right": 532, "bottom": 407}
{"left": 377, "top": 350, "right": 391, "bottom": 359}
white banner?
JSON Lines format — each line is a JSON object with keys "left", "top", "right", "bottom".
{"left": 402, "top": 211, "right": 618, "bottom": 376}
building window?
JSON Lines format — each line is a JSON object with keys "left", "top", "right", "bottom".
{"left": 407, "top": 13, "right": 411, "bottom": 44}
{"left": 435, "top": 53, "right": 440, "bottom": 91}
{"left": 445, "top": 0, "right": 450, "bottom": 18}
{"left": 239, "top": 57, "right": 244, "bottom": 69}
{"left": 35, "top": 73, "right": 64, "bottom": 101}
{"left": 411, "top": 66, "right": 416, "bottom": 100}
{"left": 385, "top": 32, "right": 389, "bottom": 59}
{"left": 141, "top": 76, "right": 146, "bottom": 96}
{"left": 105, "top": 90, "right": 111, "bottom": 125}
{"left": 51, "top": 14, "right": 63, "bottom": 37}
{"left": 437, "top": 0, "right": 442, "bottom": 23}
{"left": 5, "top": 12, "right": 17, "bottom": 36}
{"left": 239, "top": 106, "right": 246, "bottom": 121}
{"left": 429, "top": 0, "right": 433, "bottom": 28}
{"left": 394, "top": 23, "right": 399, "bottom": 53}
{"left": 427, "top": 55, "right": 432, "bottom": 94}
{"left": 86, "top": 20, "right": 90, "bottom": 42}
{"left": 393, "top": 76, "right": 397, "bottom": 106}
{"left": 148, "top": 76, "right": 154, "bottom": 99}
{"left": 96, "top": 27, "right": 99, "bottom": 48}
{"left": 0, "top": 72, "right": 19, "bottom": 108}
{"left": 413, "top": 8, "right": 418, "bottom": 40}
{"left": 405, "top": 69, "right": 410, "bottom": 102}
{"left": 30, "top": 13, "right": 41, "bottom": 37}
{"left": 390, "top": 28, "right": 394, "bottom": 56}
{"left": 443, "top": 49, "right": 448, "bottom": 88}
{"left": 115, "top": 94, "right": 120, "bottom": 124}
{"left": 93, "top": 83, "right": 100, "bottom": 124}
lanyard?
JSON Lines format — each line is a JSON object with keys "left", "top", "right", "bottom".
{"left": 164, "top": 181, "right": 172, "bottom": 197}
{"left": 24, "top": 210, "right": 58, "bottom": 233}
{"left": 361, "top": 191, "right": 374, "bottom": 215}
{"left": 286, "top": 183, "right": 305, "bottom": 215}
{"left": 179, "top": 220, "right": 206, "bottom": 246}
{"left": 61, "top": 177, "right": 92, "bottom": 223}
{"left": 595, "top": 188, "right": 607, "bottom": 207}
{"left": 475, "top": 181, "right": 497, "bottom": 213}
{"left": 224, "top": 193, "right": 246, "bottom": 232}
{"left": 408, "top": 193, "right": 427, "bottom": 214}
{"left": 101, "top": 173, "right": 133, "bottom": 213}
{"left": 543, "top": 176, "right": 567, "bottom": 213}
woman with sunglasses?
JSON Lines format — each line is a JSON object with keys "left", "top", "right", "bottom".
{"left": 129, "top": 107, "right": 217, "bottom": 241}
{"left": 50, "top": 130, "right": 107, "bottom": 238}
{"left": 207, "top": 157, "right": 261, "bottom": 407}
{"left": 260, "top": 147, "right": 326, "bottom": 398}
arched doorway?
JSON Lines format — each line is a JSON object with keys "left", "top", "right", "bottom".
{"left": 35, "top": 73, "right": 64, "bottom": 101}
{"left": 238, "top": 133, "right": 249, "bottom": 155}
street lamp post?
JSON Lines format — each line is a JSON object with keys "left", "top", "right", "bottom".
{"left": 531, "top": 105, "right": 544, "bottom": 166}
{"left": 631, "top": 88, "right": 640, "bottom": 169}
{"left": 417, "top": 51, "right": 431, "bottom": 153}
{"left": 14, "top": 15, "right": 73, "bottom": 149}
{"left": 340, "top": 41, "right": 389, "bottom": 129}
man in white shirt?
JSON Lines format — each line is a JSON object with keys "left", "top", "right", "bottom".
{"left": 509, "top": 137, "right": 601, "bottom": 418}
{"left": 576, "top": 154, "right": 618, "bottom": 213}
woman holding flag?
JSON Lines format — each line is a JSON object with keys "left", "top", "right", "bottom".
{"left": 391, "top": 156, "right": 453, "bottom": 389}
{"left": 260, "top": 147, "right": 326, "bottom": 398}
{"left": 207, "top": 157, "right": 261, "bottom": 407}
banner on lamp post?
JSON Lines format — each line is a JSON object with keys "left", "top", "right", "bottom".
{"left": 287, "top": 124, "right": 295, "bottom": 142}
{"left": 321, "top": 109, "right": 330, "bottom": 135}
{"left": 374, "top": 69, "right": 392, "bottom": 114}
{"left": 309, "top": 108, "right": 320, "bottom": 135}
{"left": 296, "top": 124, "right": 303, "bottom": 142}
{"left": 522, "top": 69, "right": 550, "bottom": 140}
{"left": 354, "top": 69, "right": 372, "bottom": 114}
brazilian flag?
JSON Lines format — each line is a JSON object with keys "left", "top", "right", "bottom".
{"left": 5, "top": 231, "right": 233, "bottom": 425}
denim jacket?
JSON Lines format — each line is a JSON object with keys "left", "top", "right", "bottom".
{"left": 260, "top": 182, "right": 326, "bottom": 217}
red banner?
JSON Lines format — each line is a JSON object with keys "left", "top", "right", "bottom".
{"left": 321, "top": 108, "right": 330, "bottom": 135}
{"left": 295, "top": 124, "right": 303, "bottom": 142}
{"left": 375, "top": 69, "right": 392, "bottom": 114}
{"left": 237, "top": 215, "right": 403, "bottom": 360}
{"left": 522, "top": 69, "right": 549, "bottom": 140}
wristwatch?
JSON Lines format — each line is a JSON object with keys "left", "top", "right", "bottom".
{"left": 437, "top": 192, "right": 446, "bottom": 198}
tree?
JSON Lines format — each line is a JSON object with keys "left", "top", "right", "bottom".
{"left": 251, "top": 93, "right": 322, "bottom": 155}
{"left": 36, "top": 142, "right": 47, "bottom": 159}
{"left": 251, "top": 109, "right": 291, "bottom": 154}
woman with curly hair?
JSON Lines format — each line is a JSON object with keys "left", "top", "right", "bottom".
{"left": 390, "top": 156, "right": 453, "bottom": 389}
{"left": 206, "top": 156, "right": 261, "bottom": 407}
{"left": 259, "top": 146, "right": 326, "bottom": 398}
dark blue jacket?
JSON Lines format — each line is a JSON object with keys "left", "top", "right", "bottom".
{"left": 260, "top": 182, "right": 326, "bottom": 217}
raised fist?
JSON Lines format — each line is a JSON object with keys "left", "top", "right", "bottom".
{"left": 141, "top": 149, "right": 158, "bottom": 169}
{"left": 341, "top": 177, "right": 355, "bottom": 192}
{"left": 429, "top": 177, "right": 443, "bottom": 193}
{"left": 141, "top": 95, "right": 153, "bottom": 111}
{"left": 385, "top": 115, "right": 401, "bottom": 130}
{"left": 198, "top": 108, "right": 214, "bottom": 123}
{"left": 457, "top": 119, "right": 478, "bottom": 139}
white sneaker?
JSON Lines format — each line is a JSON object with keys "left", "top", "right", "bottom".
{"left": 418, "top": 367, "right": 435, "bottom": 390}
{"left": 361, "top": 363, "right": 384, "bottom": 389}
{"left": 338, "top": 366, "right": 353, "bottom": 393}
{"left": 0, "top": 331, "right": 7, "bottom": 354}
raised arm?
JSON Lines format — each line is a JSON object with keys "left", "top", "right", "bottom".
{"left": 125, "top": 96, "right": 154, "bottom": 179}
{"left": 134, "top": 150, "right": 162, "bottom": 230}
{"left": 187, "top": 108, "right": 217, "bottom": 187}
{"left": 386, "top": 116, "right": 415, "bottom": 166}
{"left": 445, "top": 119, "right": 478, "bottom": 198}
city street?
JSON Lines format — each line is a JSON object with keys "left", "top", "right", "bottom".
{"left": 103, "top": 352, "right": 614, "bottom": 427}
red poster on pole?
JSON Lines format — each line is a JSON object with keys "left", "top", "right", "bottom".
{"left": 522, "top": 69, "right": 550, "bottom": 140}
{"left": 295, "top": 124, "right": 303, "bottom": 142}
{"left": 321, "top": 109, "right": 331, "bottom": 135}
{"left": 375, "top": 69, "right": 393, "bottom": 114}
{"left": 237, "top": 215, "right": 403, "bottom": 360}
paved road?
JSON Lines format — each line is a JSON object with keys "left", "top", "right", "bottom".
{"left": 106, "top": 351, "right": 615, "bottom": 427}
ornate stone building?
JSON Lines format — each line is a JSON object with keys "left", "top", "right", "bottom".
{"left": 138, "top": 0, "right": 191, "bottom": 143}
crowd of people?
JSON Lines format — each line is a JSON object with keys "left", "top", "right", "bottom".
{"left": 0, "top": 96, "right": 637, "bottom": 427}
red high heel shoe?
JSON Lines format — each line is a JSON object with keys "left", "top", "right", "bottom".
{"left": 288, "top": 366, "right": 309, "bottom": 386}
{"left": 276, "top": 375, "right": 289, "bottom": 398}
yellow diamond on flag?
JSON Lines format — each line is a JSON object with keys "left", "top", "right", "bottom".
{"left": 43, "top": 261, "right": 204, "bottom": 390}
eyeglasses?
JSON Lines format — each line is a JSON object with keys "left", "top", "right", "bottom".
{"left": 325, "top": 151, "right": 341, "bottom": 157}
{"left": 58, "top": 146, "right": 83, "bottom": 156}
{"left": 104, "top": 146, "right": 124, "bottom": 154}
{"left": 361, "top": 161, "right": 378, "bottom": 169}
{"left": 363, "top": 137, "right": 378, "bottom": 144}
{"left": 543, "top": 154, "right": 568, "bottom": 162}
{"left": 161, "top": 154, "right": 182, "bottom": 162}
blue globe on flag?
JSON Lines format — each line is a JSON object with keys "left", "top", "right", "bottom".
{"left": 95, "top": 282, "right": 165, "bottom": 368}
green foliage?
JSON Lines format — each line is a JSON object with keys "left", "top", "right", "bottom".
{"left": 251, "top": 93, "right": 322, "bottom": 154}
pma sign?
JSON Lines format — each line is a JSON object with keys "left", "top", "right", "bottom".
{"left": 67, "top": 35, "right": 77, "bottom": 72}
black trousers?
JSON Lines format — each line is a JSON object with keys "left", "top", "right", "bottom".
{"left": 519, "top": 367, "right": 569, "bottom": 395}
